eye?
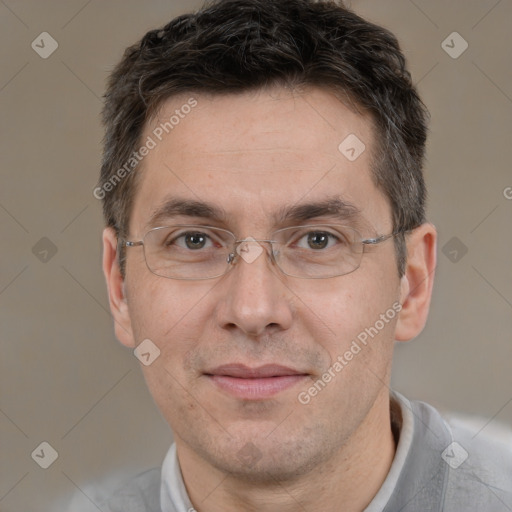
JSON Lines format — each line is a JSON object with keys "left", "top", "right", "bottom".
{"left": 171, "top": 231, "right": 214, "bottom": 250}
{"left": 296, "top": 231, "right": 340, "bottom": 250}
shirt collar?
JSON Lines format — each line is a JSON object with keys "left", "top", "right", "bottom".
{"left": 367, "top": 391, "right": 451, "bottom": 512}
{"left": 160, "top": 443, "right": 194, "bottom": 512}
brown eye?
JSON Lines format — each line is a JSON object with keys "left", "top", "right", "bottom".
{"left": 307, "top": 232, "right": 330, "bottom": 250}
{"left": 184, "top": 232, "right": 208, "bottom": 250}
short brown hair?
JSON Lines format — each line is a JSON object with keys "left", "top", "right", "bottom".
{"left": 99, "top": 0, "right": 429, "bottom": 276}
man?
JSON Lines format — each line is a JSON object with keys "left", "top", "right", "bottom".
{"left": 99, "top": 0, "right": 512, "bottom": 510}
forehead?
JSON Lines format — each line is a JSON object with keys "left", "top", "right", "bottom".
{"left": 130, "top": 86, "right": 390, "bottom": 234}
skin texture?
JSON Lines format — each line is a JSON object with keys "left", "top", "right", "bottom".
{"left": 103, "top": 86, "right": 437, "bottom": 512}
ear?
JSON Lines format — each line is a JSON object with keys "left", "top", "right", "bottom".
{"left": 395, "top": 223, "right": 437, "bottom": 342}
{"left": 102, "top": 227, "right": 136, "bottom": 348}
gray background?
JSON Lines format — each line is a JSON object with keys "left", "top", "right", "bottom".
{"left": 1, "top": 0, "right": 511, "bottom": 510}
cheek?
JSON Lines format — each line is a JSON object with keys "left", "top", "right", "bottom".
{"left": 289, "top": 276, "right": 400, "bottom": 389}
{"left": 126, "top": 275, "right": 215, "bottom": 352}
{"left": 295, "top": 284, "right": 398, "bottom": 411}
{"left": 127, "top": 279, "right": 215, "bottom": 426}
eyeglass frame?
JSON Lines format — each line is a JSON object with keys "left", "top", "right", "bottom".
{"left": 120, "top": 224, "right": 406, "bottom": 280}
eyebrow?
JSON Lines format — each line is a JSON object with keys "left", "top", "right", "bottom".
{"left": 145, "top": 196, "right": 364, "bottom": 231}
{"left": 274, "top": 197, "right": 362, "bottom": 225}
{"left": 145, "top": 198, "right": 229, "bottom": 230}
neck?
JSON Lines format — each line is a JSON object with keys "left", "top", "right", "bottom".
{"left": 176, "top": 389, "right": 397, "bottom": 512}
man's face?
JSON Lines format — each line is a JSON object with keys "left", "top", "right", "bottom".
{"left": 114, "top": 87, "right": 405, "bottom": 479}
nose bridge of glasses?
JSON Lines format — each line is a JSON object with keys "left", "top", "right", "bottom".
{"left": 234, "top": 237, "right": 277, "bottom": 248}
{"left": 230, "top": 237, "right": 279, "bottom": 263}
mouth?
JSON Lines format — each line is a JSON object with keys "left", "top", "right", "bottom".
{"left": 204, "top": 364, "right": 310, "bottom": 400}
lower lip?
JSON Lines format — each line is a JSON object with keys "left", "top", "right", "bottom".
{"left": 207, "top": 375, "right": 308, "bottom": 400}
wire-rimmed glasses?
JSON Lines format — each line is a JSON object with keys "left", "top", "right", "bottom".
{"left": 121, "top": 224, "right": 399, "bottom": 280}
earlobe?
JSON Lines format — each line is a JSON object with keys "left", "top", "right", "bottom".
{"left": 102, "top": 227, "right": 136, "bottom": 347}
{"left": 395, "top": 223, "right": 437, "bottom": 342}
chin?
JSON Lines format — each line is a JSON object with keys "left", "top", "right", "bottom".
{"left": 201, "top": 429, "right": 334, "bottom": 483}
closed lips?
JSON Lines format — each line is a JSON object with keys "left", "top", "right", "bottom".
{"left": 204, "top": 364, "right": 308, "bottom": 378}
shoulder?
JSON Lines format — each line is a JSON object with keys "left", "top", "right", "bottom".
{"left": 442, "top": 412, "right": 512, "bottom": 511}
{"left": 99, "top": 467, "right": 162, "bottom": 512}
{"left": 391, "top": 393, "right": 512, "bottom": 511}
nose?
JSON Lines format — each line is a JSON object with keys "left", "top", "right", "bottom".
{"left": 214, "top": 240, "right": 293, "bottom": 337}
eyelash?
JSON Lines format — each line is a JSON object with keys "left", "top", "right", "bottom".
{"left": 166, "top": 229, "right": 345, "bottom": 250}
